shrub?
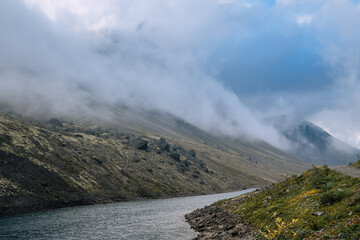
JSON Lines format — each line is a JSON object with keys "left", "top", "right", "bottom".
{"left": 354, "top": 204, "right": 360, "bottom": 213}
{"left": 350, "top": 195, "right": 360, "bottom": 206}
{"left": 311, "top": 166, "right": 331, "bottom": 189}
{"left": 308, "top": 216, "right": 323, "bottom": 231}
{"left": 320, "top": 190, "right": 344, "bottom": 205}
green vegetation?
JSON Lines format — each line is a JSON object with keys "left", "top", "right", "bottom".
{"left": 216, "top": 166, "right": 360, "bottom": 239}
{"left": 350, "top": 158, "right": 360, "bottom": 169}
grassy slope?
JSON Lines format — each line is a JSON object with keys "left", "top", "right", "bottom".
{"left": 215, "top": 166, "right": 360, "bottom": 239}
{"left": 0, "top": 112, "right": 271, "bottom": 217}
{"left": 108, "top": 108, "right": 310, "bottom": 183}
{"left": 0, "top": 109, "right": 310, "bottom": 217}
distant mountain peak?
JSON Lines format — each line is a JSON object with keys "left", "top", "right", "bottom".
{"left": 300, "top": 121, "right": 331, "bottom": 137}
{"left": 284, "top": 121, "right": 359, "bottom": 166}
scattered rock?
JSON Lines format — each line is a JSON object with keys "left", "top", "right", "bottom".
{"left": 169, "top": 153, "right": 180, "bottom": 162}
{"left": 134, "top": 138, "right": 148, "bottom": 150}
{"left": 312, "top": 211, "right": 324, "bottom": 216}
{"left": 92, "top": 157, "right": 103, "bottom": 165}
{"left": 186, "top": 205, "right": 256, "bottom": 239}
{"left": 188, "top": 149, "right": 196, "bottom": 158}
{"left": 338, "top": 232, "right": 350, "bottom": 239}
{"left": 178, "top": 167, "right": 186, "bottom": 174}
{"left": 158, "top": 138, "right": 170, "bottom": 152}
{"left": 49, "top": 118, "right": 63, "bottom": 127}
{"left": 133, "top": 158, "right": 141, "bottom": 163}
{"left": 85, "top": 130, "right": 96, "bottom": 135}
{"left": 198, "top": 161, "right": 206, "bottom": 169}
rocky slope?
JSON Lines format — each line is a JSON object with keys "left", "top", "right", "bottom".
{"left": 0, "top": 112, "right": 308, "bottom": 217}
{"left": 188, "top": 166, "right": 360, "bottom": 239}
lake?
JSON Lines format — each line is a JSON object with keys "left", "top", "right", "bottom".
{"left": 0, "top": 189, "right": 255, "bottom": 240}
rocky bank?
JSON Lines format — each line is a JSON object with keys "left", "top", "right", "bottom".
{"left": 185, "top": 205, "right": 257, "bottom": 240}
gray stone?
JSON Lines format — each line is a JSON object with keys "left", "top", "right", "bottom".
{"left": 169, "top": 153, "right": 180, "bottom": 162}
{"left": 312, "top": 211, "right": 324, "bottom": 216}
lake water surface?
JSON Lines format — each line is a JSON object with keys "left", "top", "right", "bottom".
{"left": 0, "top": 189, "right": 255, "bottom": 240}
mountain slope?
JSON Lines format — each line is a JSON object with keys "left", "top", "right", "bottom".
{"left": 284, "top": 121, "right": 359, "bottom": 166}
{"left": 104, "top": 106, "right": 310, "bottom": 179}
{"left": 0, "top": 111, "right": 309, "bottom": 217}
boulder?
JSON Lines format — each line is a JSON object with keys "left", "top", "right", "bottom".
{"left": 169, "top": 153, "right": 180, "bottom": 162}
{"left": 48, "top": 118, "right": 63, "bottom": 127}
{"left": 134, "top": 138, "right": 148, "bottom": 150}
{"left": 188, "top": 149, "right": 196, "bottom": 158}
{"left": 158, "top": 138, "right": 170, "bottom": 152}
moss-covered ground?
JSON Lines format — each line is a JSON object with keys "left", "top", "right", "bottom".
{"left": 216, "top": 166, "right": 360, "bottom": 239}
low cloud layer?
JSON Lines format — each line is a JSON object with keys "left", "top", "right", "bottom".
{"left": 1, "top": 0, "right": 360, "bottom": 149}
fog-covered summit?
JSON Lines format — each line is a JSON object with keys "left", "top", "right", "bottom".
{"left": 285, "top": 121, "right": 359, "bottom": 166}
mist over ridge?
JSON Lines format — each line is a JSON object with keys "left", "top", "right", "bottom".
{"left": 1, "top": 0, "right": 360, "bottom": 149}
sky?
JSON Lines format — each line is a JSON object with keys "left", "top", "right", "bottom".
{"left": 1, "top": 0, "right": 360, "bottom": 149}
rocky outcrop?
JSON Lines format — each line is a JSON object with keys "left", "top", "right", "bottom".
{"left": 48, "top": 118, "right": 63, "bottom": 127}
{"left": 186, "top": 205, "right": 257, "bottom": 240}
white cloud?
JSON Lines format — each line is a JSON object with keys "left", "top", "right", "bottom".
{"left": 0, "top": 0, "right": 289, "bottom": 149}
{"left": 296, "top": 14, "right": 312, "bottom": 25}
{"left": 23, "top": 0, "right": 121, "bottom": 32}
{"left": 1, "top": 0, "right": 360, "bottom": 150}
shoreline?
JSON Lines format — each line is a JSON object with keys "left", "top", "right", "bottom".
{"left": 0, "top": 186, "right": 261, "bottom": 219}
{"left": 185, "top": 204, "right": 257, "bottom": 240}
{"left": 0, "top": 189, "right": 258, "bottom": 239}
{"left": 185, "top": 190, "right": 259, "bottom": 240}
